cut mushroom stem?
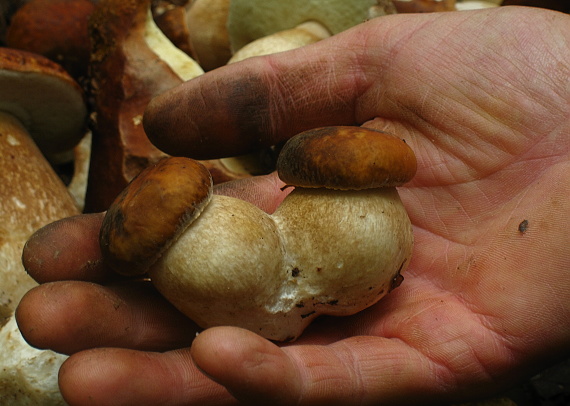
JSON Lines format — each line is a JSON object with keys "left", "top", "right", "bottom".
{"left": 100, "top": 126, "right": 416, "bottom": 341}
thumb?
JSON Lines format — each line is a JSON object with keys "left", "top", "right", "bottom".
{"left": 190, "top": 327, "right": 445, "bottom": 406}
{"left": 191, "top": 327, "right": 302, "bottom": 406}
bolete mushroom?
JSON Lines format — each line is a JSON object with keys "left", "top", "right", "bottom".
{"left": 0, "top": 47, "right": 84, "bottom": 318}
{"left": 5, "top": 0, "right": 95, "bottom": 81}
{"left": 85, "top": 0, "right": 268, "bottom": 212}
{"left": 100, "top": 126, "right": 416, "bottom": 341}
{"left": 227, "top": 0, "right": 384, "bottom": 54}
{"left": 0, "top": 48, "right": 83, "bottom": 403}
{"left": 0, "top": 47, "right": 86, "bottom": 160}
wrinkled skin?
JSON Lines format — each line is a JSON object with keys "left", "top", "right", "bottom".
{"left": 16, "top": 7, "right": 570, "bottom": 406}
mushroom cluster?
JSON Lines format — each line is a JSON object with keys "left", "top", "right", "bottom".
{"left": 100, "top": 126, "right": 416, "bottom": 341}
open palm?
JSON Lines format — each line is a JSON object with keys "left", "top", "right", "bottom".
{"left": 18, "top": 6, "right": 569, "bottom": 405}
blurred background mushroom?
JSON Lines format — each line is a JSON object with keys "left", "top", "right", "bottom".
{"left": 0, "top": 47, "right": 84, "bottom": 404}
{"left": 5, "top": 0, "right": 95, "bottom": 82}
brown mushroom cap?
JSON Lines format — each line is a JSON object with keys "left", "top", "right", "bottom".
{"left": 0, "top": 48, "right": 86, "bottom": 156}
{"left": 5, "top": 0, "right": 95, "bottom": 80}
{"left": 277, "top": 126, "right": 417, "bottom": 190}
{"left": 100, "top": 157, "right": 213, "bottom": 276}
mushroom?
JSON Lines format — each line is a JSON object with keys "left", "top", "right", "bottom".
{"left": 0, "top": 48, "right": 83, "bottom": 403}
{"left": 455, "top": 0, "right": 499, "bottom": 10}
{"left": 0, "top": 47, "right": 84, "bottom": 320}
{"left": 227, "top": 0, "right": 399, "bottom": 64}
{"left": 152, "top": 1, "right": 196, "bottom": 59}
{"left": 0, "top": 47, "right": 86, "bottom": 161}
{"left": 100, "top": 126, "right": 416, "bottom": 341}
{"left": 227, "top": 0, "right": 386, "bottom": 55}
{"left": 0, "top": 315, "right": 67, "bottom": 404}
{"left": 5, "top": 0, "right": 95, "bottom": 81}
{"left": 85, "top": 0, "right": 263, "bottom": 212}
{"left": 228, "top": 21, "right": 331, "bottom": 64}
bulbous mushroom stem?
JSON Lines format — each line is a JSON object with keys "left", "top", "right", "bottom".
{"left": 101, "top": 126, "right": 417, "bottom": 341}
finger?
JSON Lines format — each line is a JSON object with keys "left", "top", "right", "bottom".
{"left": 22, "top": 174, "right": 289, "bottom": 285}
{"left": 213, "top": 172, "right": 289, "bottom": 214}
{"left": 59, "top": 347, "right": 237, "bottom": 406}
{"left": 22, "top": 212, "right": 111, "bottom": 283}
{"left": 142, "top": 13, "right": 409, "bottom": 160}
{"left": 191, "top": 327, "right": 302, "bottom": 406}
{"left": 16, "top": 280, "right": 198, "bottom": 354}
{"left": 190, "top": 327, "right": 483, "bottom": 406}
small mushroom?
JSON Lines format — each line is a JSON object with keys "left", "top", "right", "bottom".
{"left": 151, "top": 0, "right": 195, "bottom": 58}
{"left": 227, "top": 0, "right": 385, "bottom": 54}
{"left": 100, "top": 126, "right": 416, "bottom": 341}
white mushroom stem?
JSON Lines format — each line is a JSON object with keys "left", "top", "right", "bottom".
{"left": 228, "top": 21, "right": 331, "bottom": 64}
{"left": 149, "top": 187, "right": 413, "bottom": 341}
{"left": 0, "top": 111, "right": 79, "bottom": 320}
{"left": 143, "top": 8, "right": 203, "bottom": 81}
{"left": 0, "top": 315, "right": 67, "bottom": 405}
{"left": 0, "top": 110, "right": 77, "bottom": 403}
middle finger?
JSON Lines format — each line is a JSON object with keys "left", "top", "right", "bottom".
{"left": 16, "top": 280, "right": 199, "bottom": 355}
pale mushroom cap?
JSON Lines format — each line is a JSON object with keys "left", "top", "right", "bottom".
{"left": 0, "top": 48, "right": 86, "bottom": 155}
{"left": 227, "top": 0, "right": 379, "bottom": 52}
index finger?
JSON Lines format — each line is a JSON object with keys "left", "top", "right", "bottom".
{"left": 142, "top": 19, "right": 388, "bottom": 160}
{"left": 22, "top": 174, "right": 288, "bottom": 284}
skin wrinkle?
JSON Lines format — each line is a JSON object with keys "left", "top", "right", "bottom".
{"left": 382, "top": 284, "right": 511, "bottom": 394}
{"left": 286, "top": 343, "right": 365, "bottom": 405}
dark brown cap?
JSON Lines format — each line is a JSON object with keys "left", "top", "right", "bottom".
{"left": 276, "top": 126, "right": 417, "bottom": 190}
{"left": 100, "top": 157, "right": 213, "bottom": 276}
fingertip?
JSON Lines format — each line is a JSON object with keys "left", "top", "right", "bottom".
{"left": 14, "top": 285, "right": 48, "bottom": 349}
{"left": 58, "top": 348, "right": 137, "bottom": 405}
{"left": 191, "top": 327, "right": 302, "bottom": 405}
{"left": 22, "top": 213, "right": 110, "bottom": 283}
{"left": 59, "top": 347, "right": 234, "bottom": 406}
{"left": 143, "top": 63, "right": 277, "bottom": 160}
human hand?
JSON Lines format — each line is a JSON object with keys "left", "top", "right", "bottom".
{"left": 17, "top": 6, "right": 570, "bottom": 405}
